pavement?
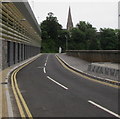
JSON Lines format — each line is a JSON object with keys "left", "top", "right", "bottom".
{"left": 0, "top": 66, "right": 11, "bottom": 118}
{"left": 57, "top": 53, "right": 120, "bottom": 85}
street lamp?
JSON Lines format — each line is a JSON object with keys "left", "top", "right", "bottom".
{"left": 65, "top": 35, "right": 68, "bottom": 51}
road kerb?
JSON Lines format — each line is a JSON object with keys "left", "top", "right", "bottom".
{"left": 55, "top": 55, "right": 120, "bottom": 88}
{"left": 3, "top": 54, "right": 41, "bottom": 118}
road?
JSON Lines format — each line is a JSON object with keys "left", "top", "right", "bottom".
{"left": 11, "top": 54, "right": 119, "bottom": 117}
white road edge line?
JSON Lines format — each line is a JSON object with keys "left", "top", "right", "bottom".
{"left": 43, "top": 67, "right": 46, "bottom": 73}
{"left": 88, "top": 100, "right": 120, "bottom": 118}
{"left": 47, "top": 76, "right": 68, "bottom": 90}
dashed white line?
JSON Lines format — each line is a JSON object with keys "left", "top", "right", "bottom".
{"left": 46, "top": 55, "right": 49, "bottom": 63}
{"left": 88, "top": 100, "right": 120, "bottom": 118}
{"left": 44, "top": 55, "right": 49, "bottom": 67}
{"left": 37, "top": 66, "right": 44, "bottom": 69}
{"left": 44, "top": 63, "right": 47, "bottom": 67}
{"left": 43, "top": 67, "right": 46, "bottom": 73}
{"left": 47, "top": 76, "right": 68, "bottom": 90}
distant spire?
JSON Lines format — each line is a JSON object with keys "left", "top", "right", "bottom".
{"left": 67, "top": 6, "right": 73, "bottom": 30}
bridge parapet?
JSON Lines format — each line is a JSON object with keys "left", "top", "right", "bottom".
{"left": 66, "top": 50, "right": 120, "bottom": 63}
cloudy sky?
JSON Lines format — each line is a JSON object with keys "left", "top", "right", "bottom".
{"left": 28, "top": 0, "right": 119, "bottom": 31}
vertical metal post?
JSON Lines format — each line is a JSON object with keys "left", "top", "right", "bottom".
{"left": 65, "top": 35, "right": 68, "bottom": 51}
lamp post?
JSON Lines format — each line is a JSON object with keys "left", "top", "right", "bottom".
{"left": 65, "top": 35, "right": 68, "bottom": 51}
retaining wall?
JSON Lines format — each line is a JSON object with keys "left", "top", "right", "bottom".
{"left": 66, "top": 50, "right": 120, "bottom": 63}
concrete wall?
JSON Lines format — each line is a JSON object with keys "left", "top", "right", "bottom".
{"left": 66, "top": 50, "right": 120, "bottom": 63}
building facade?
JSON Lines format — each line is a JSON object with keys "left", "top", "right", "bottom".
{"left": 0, "top": 1, "right": 42, "bottom": 70}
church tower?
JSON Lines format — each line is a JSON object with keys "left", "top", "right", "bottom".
{"left": 67, "top": 6, "right": 73, "bottom": 30}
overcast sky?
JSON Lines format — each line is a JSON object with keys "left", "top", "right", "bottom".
{"left": 28, "top": 0, "right": 119, "bottom": 31}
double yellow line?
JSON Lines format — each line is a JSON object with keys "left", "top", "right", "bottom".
{"left": 11, "top": 57, "right": 39, "bottom": 118}
{"left": 56, "top": 55, "right": 120, "bottom": 89}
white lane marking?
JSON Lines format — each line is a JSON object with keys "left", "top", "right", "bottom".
{"left": 37, "top": 66, "right": 44, "bottom": 69}
{"left": 44, "top": 63, "right": 47, "bottom": 67}
{"left": 43, "top": 67, "right": 46, "bottom": 73}
{"left": 44, "top": 55, "right": 49, "bottom": 67}
{"left": 88, "top": 100, "right": 120, "bottom": 118}
{"left": 46, "top": 55, "right": 49, "bottom": 63}
{"left": 47, "top": 76, "right": 68, "bottom": 90}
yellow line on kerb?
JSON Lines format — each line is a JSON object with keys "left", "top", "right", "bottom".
{"left": 55, "top": 55, "right": 120, "bottom": 89}
{"left": 11, "top": 55, "right": 41, "bottom": 118}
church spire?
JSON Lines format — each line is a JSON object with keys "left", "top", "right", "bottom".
{"left": 67, "top": 6, "right": 73, "bottom": 30}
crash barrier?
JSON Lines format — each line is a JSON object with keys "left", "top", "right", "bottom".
{"left": 88, "top": 63, "right": 119, "bottom": 81}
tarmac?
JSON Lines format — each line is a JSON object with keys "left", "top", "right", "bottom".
{"left": 0, "top": 53, "right": 119, "bottom": 118}
{"left": 57, "top": 53, "right": 120, "bottom": 83}
{"left": 0, "top": 54, "right": 41, "bottom": 118}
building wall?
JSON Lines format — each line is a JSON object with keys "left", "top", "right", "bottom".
{"left": 0, "top": 39, "right": 2, "bottom": 71}
{"left": 1, "top": 2, "right": 41, "bottom": 70}
{"left": 2, "top": 40, "right": 7, "bottom": 69}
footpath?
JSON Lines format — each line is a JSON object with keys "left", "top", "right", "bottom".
{"left": 57, "top": 53, "right": 120, "bottom": 86}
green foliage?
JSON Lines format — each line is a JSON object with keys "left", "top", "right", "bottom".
{"left": 69, "top": 21, "right": 100, "bottom": 50}
{"left": 100, "top": 28, "right": 118, "bottom": 50}
{"left": 69, "top": 28, "right": 86, "bottom": 50}
{"left": 68, "top": 21, "right": 118, "bottom": 50}
{"left": 117, "top": 30, "right": 120, "bottom": 50}
{"left": 40, "top": 12, "right": 62, "bottom": 53}
{"left": 57, "top": 30, "right": 69, "bottom": 52}
{"left": 40, "top": 13, "right": 118, "bottom": 52}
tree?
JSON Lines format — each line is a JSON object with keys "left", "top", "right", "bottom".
{"left": 40, "top": 12, "right": 62, "bottom": 53}
{"left": 69, "top": 28, "right": 86, "bottom": 50}
{"left": 68, "top": 21, "right": 100, "bottom": 50}
{"left": 117, "top": 30, "right": 120, "bottom": 50}
{"left": 40, "top": 14, "right": 118, "bottom": 52}
{"left": 57, "top": 29, "right": 69, "bottom": 52}
{"left": 99, "top": 28, "right": 118, "bottom": 50}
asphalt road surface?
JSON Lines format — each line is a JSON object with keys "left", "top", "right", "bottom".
{"left": 15, "top": 54, "right": 119, "bottom": 117}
